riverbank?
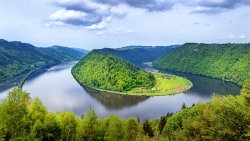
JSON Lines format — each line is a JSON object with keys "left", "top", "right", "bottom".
{"left": 73, "top": 72, "right": 192, "bottom": 96}
{"left": 127, "top": 72, "right": 192, "bottom": 95}
{"left": 0, "top": 62, "right": 74, "bottom": 90}
{"left": 155, "top": 67, "right": 243, "bottom": 87}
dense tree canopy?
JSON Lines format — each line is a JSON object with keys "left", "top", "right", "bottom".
{"left": 0, "top": 80, "right": 250, "bottom": 140}
{"left": 0, "top": 39, "right": 85, "bottom": 85}
{"left": 100, "top": 45, "right": 177, "bottom": 66}
{"left": 72, "top": 50, "right": 156, "bottom": 92}
{"left": 154, "top": 43, "right": 250, "bottom": 85}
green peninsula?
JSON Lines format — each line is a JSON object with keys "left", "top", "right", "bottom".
{"left": 72, "top": 50, "right": 192, "bottom": 95}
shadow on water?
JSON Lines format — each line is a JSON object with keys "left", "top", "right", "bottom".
{"left": 82, "top": 86, "right": 150, "bottom": 110}
{"left": 25, "top": 62, "right": 76, "bottom": 82}
{"left": 0, "top": 62, "right": 242, "bottom": 119}
{"left": 162, "top": 70, "right": 241, "bottom": 96}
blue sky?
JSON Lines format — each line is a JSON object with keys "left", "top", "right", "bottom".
{"left": 0, "top": 0, "right": 249, "bottom": 50}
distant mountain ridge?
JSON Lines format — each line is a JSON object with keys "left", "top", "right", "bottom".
{"left": 100, "top": 45, "right": 178, "bottom": 66}
{"left": 0, "top": 39, "right": 87, "bottom": 86}
{"left": 72, "top": 48, "right": 89, "bottom": 54}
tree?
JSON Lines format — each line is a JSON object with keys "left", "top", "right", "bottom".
{"left": 58, "top": 112, "right": 78, "bottom": 141}
{"left": 241, "top": 79, "right": 250, "bottom": 104}
{"left": 29, "top": 98, "right": 47, "bottom": 122}
{"left": 0, "top": 124, "right": 4, "bottom": 141}
{"left": 29, "top": 98, "right": 48, "bottom": 139}
{"left": 126, "top": 118, "right": 139, "bottom": 141}
{"left": 181, "top": 103, "right": 187, "bottom": 109}
{"left": 0, "top": 88, "right": 30, "bottom": 140}
{"left": 143, "top": 120, "right": 154, "bottom": 138}
{"left": 158, "top": 116, "right": 166, "bottom": 134}
{"left": 43, "top": 113, "right": 61, "bottom": 141}
{"left": 76, "top": 109, "right": 97, "bottom": 141}
{"left": 30, "top": 119, "right": 44, "bottom": 140}
{"left": 104, "top": 115, "right": 126, "bottom": 141}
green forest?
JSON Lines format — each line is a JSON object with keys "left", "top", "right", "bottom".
{"left": 100, "top": 45, "right": 177, "bottom": 66}
{"left": 0, "top": 39, "right": 85, "bottom": 86}
{"left": 0, "top": 79, "right": 249, "bottom": 141}
{"left": 154, "top": 43, "right": 250, "bottom": 85}
{"left": 72, "top": 50, "right": 156, "bottom": 92}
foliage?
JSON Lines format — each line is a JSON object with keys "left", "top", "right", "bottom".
{"left": 101, "top": 45, "right": 177, "bottom": 66}
{"left": 126, "top": 117, "right": 139, "bottom": 141}
{"left": 162, "top": 80, "right": 250, "bottom": 141}
{"left": 0, "top": 88, "right": 30, "bottom": 140}
{"left": 0, "top": 81, "right": 249, "bottom": 140}
{"left": 76, "top": 109, "right": 97, "bottom": 141}
{"left": 0, "top": 39, "right": 85, "bottom": 84}
{"left": 158, "top": 116, "right": 166, "bottom": 134}
{"left": 154, "top": 43, "right": 250, "bottom": 85}
{"left": 143, "top": 120, "right": 154, "bottom": 138}
{"left": 104, "top": 115, "right": 126, "bottom": 141}
{"left": 241, "top": 79, "right": 250, "bottom": 104}
{"left": 72, "top": 50, "right": 156, "bottom": 92}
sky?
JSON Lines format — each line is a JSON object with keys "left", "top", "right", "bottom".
{"left": 0, "top": 0, "right": 250, "bottom": 50}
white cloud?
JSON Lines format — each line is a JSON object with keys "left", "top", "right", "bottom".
{"left": 48, "top": 9, "right": 102, "bottom": 26}
{"left": 238, "top": 35, "right": 246, "bottom": 39}
{"left": 85, "top": 16, "right": 112, "bottom": 30}
{"left": 47, "top": 0, "right": 127, "bottom": 29}
{"left": 124, "top": 29, "right": 135, "bottom": 34}
{"left": 219, "top": 34, "right": 246, "bottom": 39}
{"left": 96, "top": 31, "right": 104, "bottom": 35}
{"left": 47, "top": 0, "right": 250, "bottom": 30}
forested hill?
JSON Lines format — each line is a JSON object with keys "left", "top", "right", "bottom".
{"left": 0, "top": 39, "right": 86, "bottom": 83}
{"left": 72, "top": 50, "right": 156, "bottom": 92}
{"left": 100, "top": 45, "right": 178, "bottom": 66}
{"left": 154, "top": 43, "right": 250, "bottom": 85}
{"left": 40, "top": 46, "right": 85, "bottom": 62}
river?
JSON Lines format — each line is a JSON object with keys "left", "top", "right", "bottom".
{"left": 0, "top": 62, "right": 241, "bottom": 120}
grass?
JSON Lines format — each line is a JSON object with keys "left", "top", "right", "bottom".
{"left": 77, "top": 72, "right": 193, "bottom": 96}
{"left": 126, "top": 72, "right": 192, "bottom": 96}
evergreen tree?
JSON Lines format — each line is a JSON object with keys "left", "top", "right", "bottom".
{"left": 143, "top": 120, "right": 154, "bottom": 138}
{"left": 126, "top": 118, "right": 139, "bottom": 141}
{"left": 158, "top": 116, "right": 166, "bottom": 134}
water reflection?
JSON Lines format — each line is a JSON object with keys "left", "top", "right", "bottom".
{"left": 0, "top": 62, "right": 241, "bottom": 120}
{"left": 84, "top": 86, "right": 149, "bottom": 110}
{"left": 162, "top": 70, "right": 241, "bottom": 96}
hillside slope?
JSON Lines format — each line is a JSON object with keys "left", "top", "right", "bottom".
{"left": 40, "top": 46, "right": 85, "bottom": 62}
{"left": 0, "top": 39, "right": 85, "bottom": 84}
{"left": 72, "top": 50, "right": 156, "bottom": 92}
{"left": 154, "top": 43, "right": 250, "bottom": 85}
{"left": 101, "top": 45, "right": 177, "bottom": 66}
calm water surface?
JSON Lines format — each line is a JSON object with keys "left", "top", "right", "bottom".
{"left": 0, "top": 62, "right": 241, "bottom": 120}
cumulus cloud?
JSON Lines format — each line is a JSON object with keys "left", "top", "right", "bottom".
{"left": 47, "top": 0, "right": 174, "bottom": 29}
{"left": 55, "top": 0, "right": 111, "bottom": 16}
{"left": 47, "top": 0, "right": 250, "bottom": 29}
{"left": 93, "top": 0, "right": 174, "bottom": 11}
{"left": 192, "top": 0, "right": 250, "bottom": 14}
{"left": 48, "top": 0, "right": 126, "bottom": 29}
{"left": 48, "top": 9, "right": 102, "bottom": 26}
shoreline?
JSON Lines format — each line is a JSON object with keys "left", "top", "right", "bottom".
{"left": 0, "top": 61, "right": 77, "bottom": 90}
{"left": 72, "top": 71, "right": 193, "bottom": 96}
{"left": 155, "top": 67, "right": 243, "bottom": 87}
{"left": 143, "top": 62, "right": 243, "bottom": 87}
